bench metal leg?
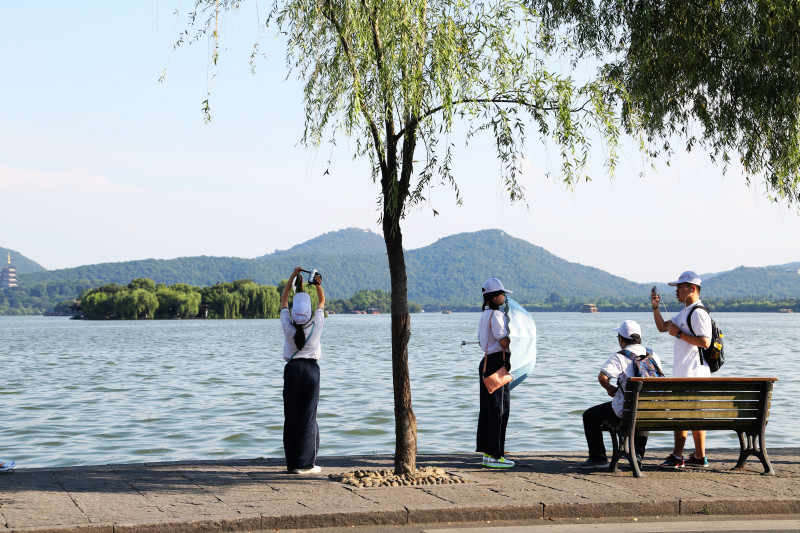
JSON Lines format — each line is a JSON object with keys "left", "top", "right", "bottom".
{"left": 734, "top": 430, "right": 775, "bottom": 476}
{"left": 608, "top": 428, "right": 620, "bottom": 472}
{"left": 624, "top": 430, "right": 643, "bottom": 478}
{"left": 611, "top": 429, "right": 643, "bottom": 477}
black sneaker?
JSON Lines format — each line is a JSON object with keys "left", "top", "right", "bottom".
{"left": 685, "top": 453, "right": 709, "bottom": 467}
{"left": 577, "top": 458, "right": 609, "bottom": 470}
{"left": 659, "top": 454, "right": 684, "bottom": 469}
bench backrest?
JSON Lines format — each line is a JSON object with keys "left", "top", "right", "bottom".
{"left": 622, "top": 377, "right": 777, "bottom": 432}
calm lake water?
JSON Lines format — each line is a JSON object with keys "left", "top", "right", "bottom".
{"left": 1, "top": 312, "right": 797, "bottom": 468}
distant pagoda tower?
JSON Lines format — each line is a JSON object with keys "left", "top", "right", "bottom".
{"left": 1, "top": 253, "right": 18, "bottom": 288}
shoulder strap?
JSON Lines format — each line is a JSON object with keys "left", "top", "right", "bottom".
{"left": 288, "top": 322, "right": 315, "bottom": 362}
{"left": 617, "top": 349, "right": 635, "bottom": 361}
{"left": 685, "top": 304, "right": 710, "bottom": 366}
{"left": 686, "top": 304, "right": 709, "bottom": 336}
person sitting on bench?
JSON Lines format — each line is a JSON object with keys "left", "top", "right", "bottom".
{"left": 578, "top": 320, "right": 663, "bottom": 470}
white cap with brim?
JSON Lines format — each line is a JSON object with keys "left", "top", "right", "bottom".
{"left": 291, "top": 292, "right": 312, "bottom": 324}
{"left": 614, "top": 320, "right": 642, "bottom": 340}
{"left": 668, "top": 270, "right": 702, "bottom": 287}
{"left": 482, "top": 278, "right": 512, "bottom": 294}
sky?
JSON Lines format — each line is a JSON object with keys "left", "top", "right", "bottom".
{"left": 3, "top": 2, "right": 800, "bottom": 284}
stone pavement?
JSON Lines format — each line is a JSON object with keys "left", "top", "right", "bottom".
{"left": 1, "top": 448, "right": 799, "bottom": 532}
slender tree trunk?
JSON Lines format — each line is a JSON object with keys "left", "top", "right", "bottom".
{"left": 382, "top": 214, "right": 417, "bottom": 475}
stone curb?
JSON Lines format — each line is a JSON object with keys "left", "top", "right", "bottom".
{"left": 7, "top": 499, "right": 800, "bottom": 533}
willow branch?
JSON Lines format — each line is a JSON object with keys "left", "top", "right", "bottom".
{"left": 394, "top": 97, "right": 571, "bottom": 142}
{"left": 322, "top": 0, "right": 387, "bottom": 172}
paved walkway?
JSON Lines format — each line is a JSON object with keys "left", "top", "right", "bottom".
{"left": 1, "top": 448, "right": 798, "bottom": 532}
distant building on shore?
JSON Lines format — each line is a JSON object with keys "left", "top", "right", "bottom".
{"left": 581, "top": 303, "right": 598, "bottom": 313}
{"left": 1, "top": 254, "right": 18, "bottom": 288}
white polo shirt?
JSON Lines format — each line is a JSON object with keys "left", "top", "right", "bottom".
{"left": 670, "top": 300, "right": 712, "bottom": 377}
{"left": 478, "top": 309, "right": 510, "bottom": 354}
{"left": 280, "top": 308, "right": 325, "bottom": 361}
{"left": 600, "top": 344, "right": 663, "bottom": 417}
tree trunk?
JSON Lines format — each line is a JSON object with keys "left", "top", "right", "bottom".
{"left": 383, "top": 215, "right": 417, "bottom": 475}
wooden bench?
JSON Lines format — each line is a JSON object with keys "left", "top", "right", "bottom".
{"left": 604, "top": 377, "right": 777, "bottom": 477}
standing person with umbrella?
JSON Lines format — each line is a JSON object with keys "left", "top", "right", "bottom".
{"left": 280, "top": 266, "right": 325, "bottom": 474}
{"left": 476, "top": 278, "right": 515, "bottom": 468}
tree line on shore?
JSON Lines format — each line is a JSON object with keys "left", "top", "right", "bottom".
{"left": 0, "top": 277, "right": 797, "bottom": 316}
{"left": 76, "top": 278, "right": 422, "bottom": 319}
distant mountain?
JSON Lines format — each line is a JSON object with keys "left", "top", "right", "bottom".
{"left": 265, "top": 228, "right": 385, "bottom": 257}
{"left": 17, "top": 229, "right": 650, "bottom": 304}
{"left": 703, "top": 265, "right": 800, "bottom": 299}
{"left": 0, "top": 247, "right": 47, "bottom": 274}
{"left": 404, "top": 230, "right": 649, "bottom": 304}
{"left": 12, "top": 229, "right": 800, "bottom": 311}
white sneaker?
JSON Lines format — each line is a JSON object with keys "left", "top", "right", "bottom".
{"left": 484, "top": 456, "right": 514, "bottom": 468}
{"left": 292, "top": 465, "right": 322, "bottom": 474}
{"left": 481, "top": 454, "right": 489, "bottom": 466}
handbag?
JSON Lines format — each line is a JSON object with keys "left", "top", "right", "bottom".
{"left": 481, "top": 311, "right": 513, "bottom": 394}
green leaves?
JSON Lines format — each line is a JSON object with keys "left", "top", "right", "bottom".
{"left": 181, "top": 0, "right": 627, "bottom": 212}
{"left": 529, "top": 0, "right": 800, "bottom": 206}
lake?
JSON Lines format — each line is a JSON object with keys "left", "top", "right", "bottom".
{"left": 1, "top": 311, "right": 797, "bottom": 468}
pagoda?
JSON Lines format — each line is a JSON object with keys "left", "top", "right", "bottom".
{"left": 1, "top": 254, "right": 18, "bottom": 288}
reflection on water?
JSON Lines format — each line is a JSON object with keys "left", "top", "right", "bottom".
{"left": 1, "top": 312, "right": 797, "bottom": 467}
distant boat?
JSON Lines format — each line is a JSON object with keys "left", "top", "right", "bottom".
{"left": 778, "top": 309, "right": 795, "bottom": 313}
{"left": 441, "top": 310, "right": 452, "bottom": 314}
{"left": 581, "top": 303, "right": 599, "bottom": 313}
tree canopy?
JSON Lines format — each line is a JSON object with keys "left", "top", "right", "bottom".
{"left": 529, "top": 0, "right": 800, "bottom": 203}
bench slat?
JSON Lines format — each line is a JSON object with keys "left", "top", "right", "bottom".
{"left": 633, "top": 419, "right": 758, "bottom": 430}
{"left": 629, "top": 377, "right": 777, "bottom": 383}
{"left": 633, "top": 382, "right": 769, "bottom": 392}
{"left": 634, "top": 391, "right": 762, "bottom": 402}
{"left": 633, "top": 408, "right": 760, "bottom": 419}
{"left": 636, "top": 400, "right": 762, "bottom": 410}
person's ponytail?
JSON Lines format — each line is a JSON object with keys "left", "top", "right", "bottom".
{"left": 293, "top": 325, "right": 306, "bottom": 350}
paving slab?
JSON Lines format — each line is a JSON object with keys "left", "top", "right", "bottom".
{"left": 0, "top": 448, "right": 798, "bottom": 532}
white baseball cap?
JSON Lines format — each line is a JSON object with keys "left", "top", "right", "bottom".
{"left": 668, "top": 270, "right": 702, "bottom": 286}
{"left": 291, "top": 292, "right": 312, "bottom": 324}
{"left": 482, "top": 278, "right": 512, "bottom": 294}
{"left": 614, "top": 320, "right": 642, "bottom": 340}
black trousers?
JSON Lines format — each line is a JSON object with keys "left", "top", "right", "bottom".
{"left": 476, "top": 351, "right": 511, "bottom": 458}
{"left": 283, "top": 358, "right": 320, "bottom": 471}
{"left": 582, "top": 401, "right": 649, "bottom": 462}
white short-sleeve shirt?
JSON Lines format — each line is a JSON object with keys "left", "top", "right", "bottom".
{"left": 477, "top": 309, "right": 510, "bottom": 354}
{"left": 600, "top": 344, "right": 663, "bottom": 417}
{"left": 280, "top": 307, "right": 325, "bottom": 361}
{"left": 669, "top": 300, "right": 712, "bottom": 377}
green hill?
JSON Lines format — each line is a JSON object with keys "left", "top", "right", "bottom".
{"left": 704, "top": 265, "right": 800, "bottom": 299}
{"left": 265, "top": 227, "right": 386, "bottom": 257}
{"left": 0, "top": 248, "right": 47, "bottom": 274}
{"left": 405, "top": 230, "right": 649, "bottom": 305}
{"left": 17, "top": 229, "right": 649, "bottom": 304}
{"left": 6, "top": 228, "right": 800, "bottom": 314}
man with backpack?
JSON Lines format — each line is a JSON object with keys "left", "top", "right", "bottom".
{"left": 651, "top": 270, "right": 713, "bottom": 469}
{"left": 578, "top": 320, "right": 664, "bottom": 470}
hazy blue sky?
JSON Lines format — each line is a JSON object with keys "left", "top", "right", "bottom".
{"left": 3, "top": 2, "right": 799, "bottom": 284}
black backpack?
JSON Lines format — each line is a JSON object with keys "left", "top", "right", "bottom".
{"left": 687, "top": 305, "right": 724, "bottom": 372}
{"left": 618, "top": 348, "right": 665, "bottom": 378}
